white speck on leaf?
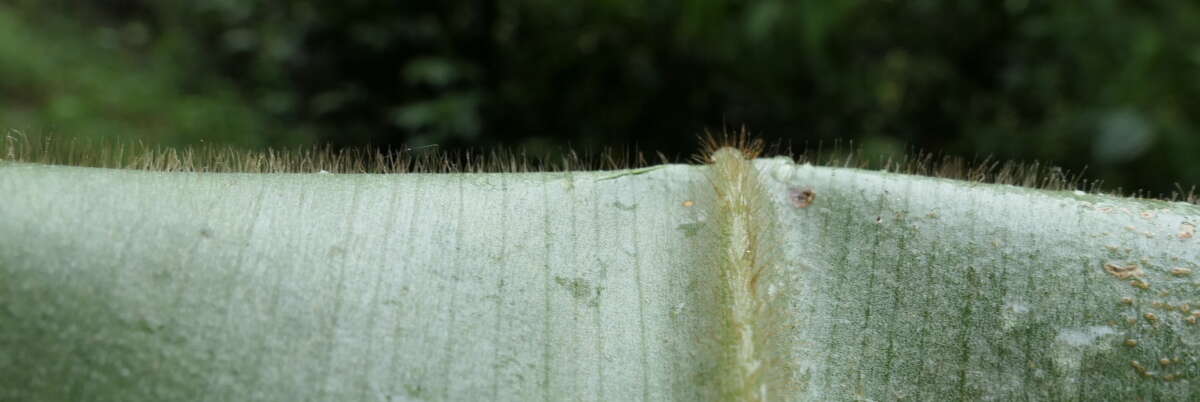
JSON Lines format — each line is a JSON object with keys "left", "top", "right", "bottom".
{"left": 1056, "top": 326, "right": 1117, "bottom": 347}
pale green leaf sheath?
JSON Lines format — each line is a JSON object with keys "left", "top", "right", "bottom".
{"left": 3, "top": 154, "right": 1200, "bottom": 401}
{"left": 754, "top": 157, "right": 1200, "bottom": 400}
{"left": 0, "top": 163, "right": 725, "bottom": 401}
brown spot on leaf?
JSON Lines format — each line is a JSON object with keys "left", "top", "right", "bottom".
{"left": 1105, "top": 263, "right": 1144, "bottom": 279}
{"left": 788, "top": 187, "right": 815, "bottom": 208}
{"left": 1180, "top": 223, "right": 1195, "bottom": 239}
{"left": 1131, "top": 360, "right": 1149, "bottom": 376}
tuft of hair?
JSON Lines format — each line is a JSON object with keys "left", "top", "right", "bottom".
{"left": 701, "top": 127, "right": 791, "bottom": 402}
{"left": 0, "top": 131, "right": 665, "bottom": 174}
{"left": 696, "top": 127, "right": 764, "bottom": 164}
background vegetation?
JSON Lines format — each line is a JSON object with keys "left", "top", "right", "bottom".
{"left": 3, "top": 0, "right": 1199, "bottom": 194}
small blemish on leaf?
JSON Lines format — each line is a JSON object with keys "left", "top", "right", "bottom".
{"left": 1179, "top": 223, "right": 1195, "bottom": 239}
{"left": 669, "top": 302, "right": 686, "bottom": 319}
{"left": 611, "top": 201, "right": 637, "bottom": 211}
{"left": 787, "top": 187, "right": 815, "bottom": 208}
{"left": 554, "top": 276, "right": 590, "bottom": 299}
{"left": 1104, "top": 263, "right": 1144, "bottom": 279}
{"left": 554, "top": 276, "right": 602, "bottom": 307}
{"left": 676, "top": 222, "right": 705, "bottom": 238}
{"left": 1131, "top": 360, "right": 1150, "bottom": 376}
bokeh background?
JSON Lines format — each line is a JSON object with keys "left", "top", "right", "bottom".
{"left": 3, "top": 1, "right": 1199, "bottom": 195}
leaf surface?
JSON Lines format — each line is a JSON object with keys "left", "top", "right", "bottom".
{"left": 1, "top": 159, "right": 1198, "bottom": 401}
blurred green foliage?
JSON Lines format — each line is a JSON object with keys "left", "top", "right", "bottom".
{"left": 0, "top": 2, "right": 292, "bottom": 147}
{"left": 2, "top": 0, "right": 1199, "bottom": 194}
